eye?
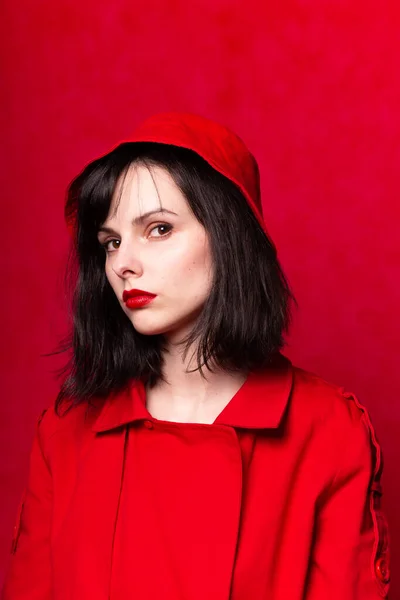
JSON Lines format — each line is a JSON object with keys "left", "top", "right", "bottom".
{"left": 148, "top": 223, "right": 173, "bottom": 238}
{"left": 101, "top": 239, "right": 120, "bottom": 253}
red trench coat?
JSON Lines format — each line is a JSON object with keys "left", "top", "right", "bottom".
{"left": 2, "top": 354, "right": 390, "bottom": 599}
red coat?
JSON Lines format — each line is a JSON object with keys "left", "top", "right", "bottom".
{"left": 2, "top": 354, "right": 390, "bottom": 599}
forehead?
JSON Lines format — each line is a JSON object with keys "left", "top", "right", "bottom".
{"left": 107, "top": 163, "right": 189, "bottom": 222}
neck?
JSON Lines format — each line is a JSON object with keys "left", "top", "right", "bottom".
{"left": 146, "top": 337, "right": 248, "bottom": 423}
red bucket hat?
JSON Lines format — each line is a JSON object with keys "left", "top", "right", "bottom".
{"left": 65, "top": 112, "right": 273, "bottom": 245}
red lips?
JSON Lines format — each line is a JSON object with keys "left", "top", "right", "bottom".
{"left": 122, "top": 289, "right": 157, "bottom": 309}
{"left": 122, "top": 289, "right": 156, "bottom": 301}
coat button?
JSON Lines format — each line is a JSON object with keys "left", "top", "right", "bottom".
{"left": 143, "top": 420, "right": 154, "bottom": 429}
{"left": 375, "top": 556, "right": 390, "bottom": 583}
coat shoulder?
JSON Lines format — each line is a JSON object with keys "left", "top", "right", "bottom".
{"left": 290, "top": 362, "right": 381, "bottom": 466}
{"left": 292, "top": 363, "right": 367, "bottom": 418}
{"left": 36, "top": 396, "right": 102, "bottom": 444}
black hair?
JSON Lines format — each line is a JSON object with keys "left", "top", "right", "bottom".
{"left": 56, "top": 142, "right": 296, "bottom": 412}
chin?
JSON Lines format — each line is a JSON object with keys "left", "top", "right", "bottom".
{"left": 127, "top": 320, "right": 165, "bottom": 337}
{"left": 126, "top": 314, "right": 173, "bottom": 337}
{"left": 128, "top": 312, "right": 197, "bottom": 340}
{"left": 134, "top": 325, "right": 168, "bottom": 337}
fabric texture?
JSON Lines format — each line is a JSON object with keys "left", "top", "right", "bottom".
{"left": 1, "top": 355, "right": 390, "bottom": 599}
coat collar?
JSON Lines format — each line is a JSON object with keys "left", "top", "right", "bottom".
{"left": 92, "top": 353, "right": 293, "bottom": 432}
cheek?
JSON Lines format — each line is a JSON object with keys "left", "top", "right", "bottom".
{"left": 171, "top": 242, "right": 213, "bottom": 291}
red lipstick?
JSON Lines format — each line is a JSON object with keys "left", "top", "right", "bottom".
{"left": 122, "top": 289, "right": 157, "bottom": 309}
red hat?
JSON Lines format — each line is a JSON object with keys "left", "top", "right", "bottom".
{"left": 65, "top": 112, "right": 272, "bottom": 243}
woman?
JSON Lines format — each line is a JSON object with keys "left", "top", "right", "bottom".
{"left": 2, "top": 112, "right": 390, "bottom": 599}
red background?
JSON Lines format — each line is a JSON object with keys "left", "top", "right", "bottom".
{"left": 1, "top": 0, "right": 399, "bottom": 594}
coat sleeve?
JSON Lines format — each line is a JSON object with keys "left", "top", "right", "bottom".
{"left": 1, "top": 409, "right": 52, "bottom": 599}
{"left": 305, "top": 391, "right": 390, "bottom": 599}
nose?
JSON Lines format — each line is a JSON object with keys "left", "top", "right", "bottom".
{"left": 111, "top": 240, "right": 143, "bottom": 279}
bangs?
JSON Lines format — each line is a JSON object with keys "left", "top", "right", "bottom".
{"left": 65, "top": 143, "right": 167, "bottom": 243}
{"left": 106, "top": 159, "right": 166, "bottom": 228}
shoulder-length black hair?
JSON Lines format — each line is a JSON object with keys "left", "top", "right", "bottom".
{"left": 56, "top": 142, "right": 296, "bottom": 411}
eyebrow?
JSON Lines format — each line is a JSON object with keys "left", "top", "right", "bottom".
{"left": 98, "top": 209, "right": 179, "bottom": 235}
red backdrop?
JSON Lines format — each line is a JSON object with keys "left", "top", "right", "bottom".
{"left": 1, "top": 0, "right": 399, "bottom": 594}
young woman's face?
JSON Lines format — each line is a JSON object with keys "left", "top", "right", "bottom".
{"left": 97, "top": 163, "right": 213, "bottom": 342}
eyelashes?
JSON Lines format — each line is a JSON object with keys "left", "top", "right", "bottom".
{"left": 150, "top": 223, "right": 173, "bottom": 238}
{"left": 102, "top": 239, "right": 120, "bottom": 252}
{"left": 100, "top": 223, "right": 173, "bottom": 253}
